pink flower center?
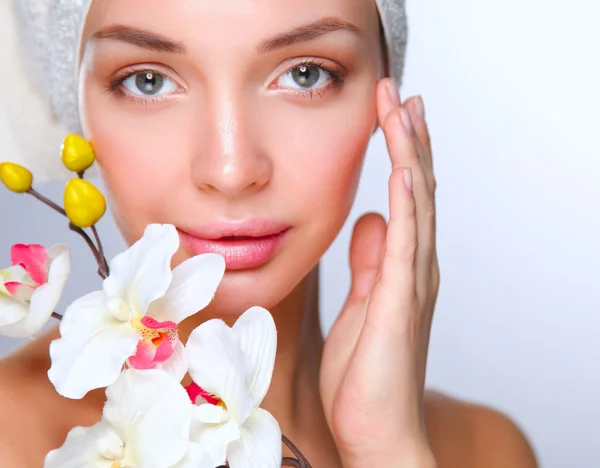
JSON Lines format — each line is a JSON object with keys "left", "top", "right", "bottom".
{"left": 1, "top": 244, "right": 51, "bottom": 302}
{"left": 185, "top": 381, "right": 227, "bottom": 409}
{"left": 127, "top": 316, "right": 179, "bottom": 370}
{"left": 4, "top": 281, "right": 35, "bottom": 301}
{"left": 11, "top": 244, "right": 49, "bottom": 285}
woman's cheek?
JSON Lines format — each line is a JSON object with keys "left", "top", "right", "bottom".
{"left": 83, "top": 94, "right": 186, "bottom": 241}
{"left": 280, "top": 102, "right": 374, "bottom": 229}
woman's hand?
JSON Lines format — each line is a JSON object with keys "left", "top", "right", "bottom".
{"left": 320, "top": 78, "right": 439, "bottom": 468}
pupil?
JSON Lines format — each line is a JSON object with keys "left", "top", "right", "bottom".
{"left": 292, "top": 65, "right": 320, "bottom": 88}
{"left": 135, "top": 72, "right": 164, "bottom": 95}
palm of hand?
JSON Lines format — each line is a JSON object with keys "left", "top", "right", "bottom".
{"left": 320, "top": 80, "right": 439, "bottom": 467}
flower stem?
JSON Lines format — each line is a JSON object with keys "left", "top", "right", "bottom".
{"left": 28, "top": 187, "right": 102, "bottom": 262}
{"left": 90, "top": 224, "right": 109, "bottom": 279}
{"left": 27, "top": 186, "right": 109, "bottom": 280}
{"left": 76, "top": 172, "right": 109, "bottom": 279}
{"left": 282, "top": 435, "right": 312, "bottom": 468}
{"left": 66, "top": 222, "right": 107, "bottom": 278}
{"left": 27, "top": 188, "right": 66, "bottom": 216}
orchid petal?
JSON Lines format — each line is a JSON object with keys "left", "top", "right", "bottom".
{"left": 187, "top": 319, "right": 254, "bottom": 424}
{"left": 104, "top": 369, "right": 193, "bottom": 468}
{"left": 196, "top": 403, "right": 226, "bottom": 424}
{"left": 189, "top": 405, "right": 240, "bottom": 467}
{"left": 1, "top": 245, "right": 71, "bottom": 338}
{"left": 226, "top": 408, "right": 282, "bottom": 468}
{"left": 43, "top": 421, "right": 115, "bottom": 468}
{"left": 0, "top": 294, "right": 27, "bottom": 328}
{"left": 128, "top": 316, "right": 178, "bottom": 370}
{"left": 128, "top": 338, "right": 162, "bottom": 370}
{"left": 155, "top": 340, "right": 189, "bottom": 383}
{"left": 103, "top": 224, "right": 179, "bottom": 318}
{"left": 4, "top": 281, "right": 35, "bottom": 300}
{"left": 11, "top": 243, "right": 48, "bottom": 285}
{"left": 48, "top": 291, "right": 140, "bottom": 399}
{"left": 0, "top": 264, "right": 32, "bottom": 287}
{"left": 232, "top": 306, "right": 277, "bottom": 407}
{"left": 174, "top": 442, "right": 215, "bottom": 468}
{"left": 149, "top": 253, "right": 225, "bottom": 323}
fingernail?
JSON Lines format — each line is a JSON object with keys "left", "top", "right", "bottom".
{"left": 403, "top": 168, "right": 413, "bottom": 192}
{"left": 401, "top": 108, "right": 413, "bottom": 134}
{"left": 414, "top": 95, "right": 425, "bottom": 121}
{"left": 386, "top": 79, "right": 401, "bottom": 107}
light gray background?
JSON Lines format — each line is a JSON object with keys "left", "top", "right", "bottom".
{"left": 1, "top": 0, "right": 598, "bottom": 467}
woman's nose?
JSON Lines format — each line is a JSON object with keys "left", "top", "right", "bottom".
{"left": 191, "top": 97, "right": 272, "bottom": 198}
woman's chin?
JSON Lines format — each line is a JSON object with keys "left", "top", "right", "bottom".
{"left": 169, "top": 240, "right": 320, "bottom": 319}
{"left": 207, "top": 269, "right": 296, "bottom": 316}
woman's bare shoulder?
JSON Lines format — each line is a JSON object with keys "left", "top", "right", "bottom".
{"left": 0, "top": 355, "right": 44, "bottom": 465}
{"left": 0, "top": 340, "right": 99, "bottom": 467}
{"left": 424, "top": 390, "right": 538, "bottom": 468}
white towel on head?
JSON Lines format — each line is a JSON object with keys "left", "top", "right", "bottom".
{"left": 376, "top": 0, "right": 409, "bottom": 86}
{"left": 1, "top": 0, "right": 407, "bottom": 183}
{"left": 0, "top": 0, "right": 71, "bottom": 181}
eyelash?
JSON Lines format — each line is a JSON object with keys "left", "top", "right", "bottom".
{"left": 105, "top": 65, "right": 172, "bottom": 105}
{"left": 105, "top": 58, "right": 347, "bottom": 104}
{"left": 280, "top": 58, "right": 346, "bottom": 100}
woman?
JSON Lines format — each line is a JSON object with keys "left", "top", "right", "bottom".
{"left": 0, "top": 0, "right": 538, "bottom": 466}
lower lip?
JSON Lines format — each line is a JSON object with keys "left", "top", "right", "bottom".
{"left": 178, "top": 229, "right": 288, "bottom": 270}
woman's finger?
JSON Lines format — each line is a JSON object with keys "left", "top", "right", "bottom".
{"left": 404, "top": 99, "right": 438, "bottom": 290}
{"left": 347, "top": 213, "right": 387, "bottom": 303}
{"left": 376, "top": 78, "right": 402, "bottom": 127}
{"left": 381, "top": 108, "right": 436, "bottom": 295}
{"left": 404, "top": 97, "right": 436, "bottom": 200}
{"left": 404, "top": 96, "right": 433, "bottom": 168}
{"left": 367, "top": 166, "right": 417, "bottom": 329}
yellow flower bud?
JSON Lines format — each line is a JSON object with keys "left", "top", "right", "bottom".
{"left": 61, "top": 134, "right": 96, "bottom": 173}
{"left": 0, "top": 162, "right": 33, "bottom": 193}
{"left": 64, "top": 179, "right": 106, "bottom": 228}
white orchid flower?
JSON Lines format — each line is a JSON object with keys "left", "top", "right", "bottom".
{"left": 44, "top": 369, "right": 214, "bottom": 468}
{"left": 185, "top": 306, "right": 282, "bottom": 468}
{"left": 0, "top": 243, "right": 70, "bottom": 338}
{"left": 48, "top": 223, "right": 225, "bottom": 399}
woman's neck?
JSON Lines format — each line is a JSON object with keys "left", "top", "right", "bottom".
{"left": 260, "top": 264, "right": 340, "bottom": 463}
{"left": 264, "top": 265, "right": 324, "bottom": 426}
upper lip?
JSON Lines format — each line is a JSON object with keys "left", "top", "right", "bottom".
{"left": 177, "top": 219, "right": 291, "bottom": 240}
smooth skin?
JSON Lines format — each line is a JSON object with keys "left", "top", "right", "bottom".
{"left": 0, "top": 87, "right": 538, "bottom": 468}
{"left": 0, "top": 0, "right": 538, "bottom": 466}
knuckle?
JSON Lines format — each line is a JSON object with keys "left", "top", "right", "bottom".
{"left": 385, "top": 241, "right": 417, "bottom": 267}
{"left": 408, "top": 202, "right": 418, "bottom": 219}
{"left": 383, "top": 107, "right": 402, "bottom": 134}
{"left": 398, "top": 240, "right": 418, "bottom": 265}
{"left": 424, "top": 173, "right": 437, "bottom": 192}
{"left": 425, "top": 200, "right": 436, "bottom": 220}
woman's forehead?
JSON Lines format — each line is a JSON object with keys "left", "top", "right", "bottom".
{"left": 83, "top": 0, "right": 381, "bottom": 43}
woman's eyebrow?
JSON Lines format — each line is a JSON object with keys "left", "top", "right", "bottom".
{"left": 90, "top": 17, "right": 361, "bottom": 55}
{"left": 91, "top": 25, "right": 187, "bottom": 53}
{"left": 257, "top": 17, "right": 362, "bottom": 53}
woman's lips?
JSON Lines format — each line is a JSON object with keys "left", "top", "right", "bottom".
{"left": 177, "top": 223, "right": 290, "bottom": 270}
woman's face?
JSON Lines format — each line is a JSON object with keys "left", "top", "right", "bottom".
{"left": 79, "top": 0, "right": 384, "bottom": 315}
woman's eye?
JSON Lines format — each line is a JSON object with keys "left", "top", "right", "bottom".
{"left": 121, "top": 71, "right": 177, "bottom": 97}
{"left": 277, "top": 64, "right": 333, "bottom": 90}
